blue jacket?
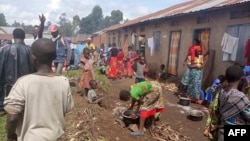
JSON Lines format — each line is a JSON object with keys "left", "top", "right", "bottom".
{"left": 53, "top": 36, "right": 71, "bottom": 64}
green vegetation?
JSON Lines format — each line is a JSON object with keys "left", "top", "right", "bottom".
{"left": 63, "top": 69, "right": 82, "bottom": 78}
{"left": 0, "top": 116, "right": 6, "bottom": 141}
{"left": 94, "top": 69, "right": 110, "bottom": 94}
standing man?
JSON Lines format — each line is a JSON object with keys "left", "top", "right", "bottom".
{"left": 0, "top": 28, "right": 34, "bottom": 116}
{"left": 33, "top": 14, "right": 46, "bottom": 40}
{"left": 50, "top": 24, "right": 71, "bottom": 75}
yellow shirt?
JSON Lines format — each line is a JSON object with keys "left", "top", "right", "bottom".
{"left": 85, "top": 43, "right": 95, "bottom": 50}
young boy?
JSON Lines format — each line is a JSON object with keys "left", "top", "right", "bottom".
{"left": 133, "top": 56, "right": 149, "bottom": 83}
{"left": 4, "top": 38, "right": 74, "bottom": 141}
{"left": 87, "top": 80, "right": 105, "bottom": 106}
{"left": 218, "top": 65, "right": 250, "bottom": 141}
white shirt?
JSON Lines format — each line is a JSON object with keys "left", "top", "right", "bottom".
{"left": 4, "top": 74, "right": 74, "bottom": 141}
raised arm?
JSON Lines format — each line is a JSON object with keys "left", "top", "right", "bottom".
{"left": 38, "top": 14, "right": 46, "bottom": 39}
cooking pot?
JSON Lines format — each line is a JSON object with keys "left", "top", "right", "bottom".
{"left": 188, "top": 110, "right": 204, "bottom": 121}
{"left": 122, "top": 110, "right": 139, "bottom": 127}
{"left": 179, "top": 97, "right": 190, "bottom": 106}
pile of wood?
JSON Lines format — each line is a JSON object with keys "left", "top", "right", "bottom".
{"left": 150, "top": 122, "right": 190, "bottom": 141}
{"left": 163, "top": 83, "right": 178, "bottom": 92}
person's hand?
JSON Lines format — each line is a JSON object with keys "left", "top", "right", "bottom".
{"left": 182, "top": 61, "right": 186, "bottom": 67}
{"left": 130, "top": 112, "right": 137, "bottom": 119}
{"left": 7, "top": 132, "right": 17, "bottom": 141}
{"left": 39, "top": 14, "right": 46, "bottom": 23}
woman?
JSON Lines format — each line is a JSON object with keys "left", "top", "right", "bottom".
{"left": 108, "top": 43, "right": 118, "bottom": 79}
{"left": 117, "top": 49, "right": 125, "bottom": 79}
{"left": 187, "top": 46, "right": 204, "bottom": 104}
{"left": 180, "top": 39, "right": 202, "bottom": 91}
{"left": 78, "top": 48, "right": 95, "bottom": 96}
{"left": 119, "top": 81, "right": 165, "bottom": 136}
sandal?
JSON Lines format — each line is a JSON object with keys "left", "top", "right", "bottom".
{"left": 130, "top": 131, "right": 144, "bottom": 136}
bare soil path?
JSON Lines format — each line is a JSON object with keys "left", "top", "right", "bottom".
{"left": 60, "top": 75, "right": 209, "bottom": 141}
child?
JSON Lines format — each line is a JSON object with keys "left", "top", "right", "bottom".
{"left": 98, "top": 56, "right": 107, "bottom": 75}
{"left": 217, "top": 65, "right": 250, "bottom": 140}
{"left": 133, "top": 56, "right": 149, "bottom": 83}
{"left": 156, "top": 64, "right": 168, "bottom": 81}
{"left": 87, "top": 80, "right": 105, "bottom": 107}
{"left": 78, "top": 48, "right": 95, "bottom": 96}
{"left": 204, "top": 75, "right": 225, "bottom": 106}
{"left": 4, "top": 38, "right": 74, "bottom": 141}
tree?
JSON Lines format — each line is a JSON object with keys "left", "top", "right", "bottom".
{"left": 72, "top": 15, "right": 80, "bottom": 35}
{"left": 79, "top": 6, "right": 123, "bottom": 34}
{"left": 110, "top": 10, "right": 123, "bottom": 25}
{"left": 0, "top": 13, "right": 7, "bottom": 26}
{"left": 58, "top": 13, "right": 73, "bottom": 36}
{"left": 11, "top": 21, "right": 21, "bottom": 27}
{"left": 23, "top": 25, "right": 33, "bottom": 34}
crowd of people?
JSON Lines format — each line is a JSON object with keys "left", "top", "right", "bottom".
{"left": 0, "top": 14, "right": 250, "bottom": 141}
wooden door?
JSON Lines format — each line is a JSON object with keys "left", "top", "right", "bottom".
{"left": 167, "top": 31, "right": 181, "bottom": 75}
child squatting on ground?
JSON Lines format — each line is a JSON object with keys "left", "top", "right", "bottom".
{"left": 87, "top": 80, "right": 105, "bottom": 107}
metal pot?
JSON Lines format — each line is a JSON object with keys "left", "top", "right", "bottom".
{"left": 122, "top": 110, "right": 139, "bottom": 127}
{"left": 188, "top": 110, "right": 204, "bottom": 121}
{"left": 179, "top": 97, "right": 190, "bottom": 106}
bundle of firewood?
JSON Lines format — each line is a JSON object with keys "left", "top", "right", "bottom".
{"left": 164, "top": 83, "right": 178, "bottom": 92}
{"left": 149, "top": 123, "right": 190, "bottom": 141}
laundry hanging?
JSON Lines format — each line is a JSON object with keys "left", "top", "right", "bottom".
{"left": 221, "top": 33, "right": 239, "bottom": 61}
{"left": 147, "top": 37, "right": 154, "bottom": 56}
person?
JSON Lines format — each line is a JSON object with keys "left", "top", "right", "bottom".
{"left": 180, "top": 39, "right": 205, "bottom": 92}
{"left": 0, "top": 28, "right": 34, "bottom": 116}
{"left": 217, "top": 65, "right": 250, "bottom": 141}
{"left": 50, "top": 24, "right": 71, "bottom": 75}
{"left": 119, "top": 81, "right": 164, "bottom": 136}
{"left": 85, "top": 37, "right": 95, "bottom": 61}
{"left": 87, "top": 80, "right": 105, "bottom": 107}
{"left": 204, "top": 75, "right": 225, "bottom": 105}
{"left": 4, "top": 38, "right": 74, "bottom": 141}
{"left": 117, "top": 49, "right": 125, "bottom": 79}
{"left": 78, "top": 48, "right": 95, "bottom": 96}
{"left": 32, "top": 14, "right": 46, "bottom": 40}
{"left": 98, "top": 56, "right": 107, "bottom": 75}
{"left": 187, "top": 46, "right": 204, "bottom": 104}
{"left": 133, "top": 56, "right": 149, "bottom": 83}
{"left": 156, "top": 64, "right": 168, "bottom": 81}
{"left": 108, "top": 43, "right": 119, "bottom": 79}
{"left": 203, "top": 78, "right": 226, "bottom": 141}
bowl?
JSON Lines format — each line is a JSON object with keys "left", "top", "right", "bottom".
{"left": 122, "top": 110, "right": 139, "bottom": 127}
{"left": 179, "top": 97, "right": 190, "bottom": 106}
{"left": 188, "top": 110, "right": 204, "bottom": 121}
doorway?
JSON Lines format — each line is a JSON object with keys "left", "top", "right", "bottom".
{"left": 167, "top": 31, "right": 181, "bottom": 75}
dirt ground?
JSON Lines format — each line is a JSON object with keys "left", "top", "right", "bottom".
{"left": 60, "top": 75, "right": 209, "bottom": 141}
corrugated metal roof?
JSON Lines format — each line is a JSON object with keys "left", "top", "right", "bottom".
{"left": 0, "top": 26, "right": 23, "bottom": 34}
{"left": 105, "top": 0, "right": 249, "bottom": 31}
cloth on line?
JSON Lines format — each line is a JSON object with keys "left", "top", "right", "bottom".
{"left": 221, "top": 33, "right": 239, "bottom": 61}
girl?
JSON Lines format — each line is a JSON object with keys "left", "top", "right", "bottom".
{"left": 78, "top": 48, "right": 95, "bottom": 96}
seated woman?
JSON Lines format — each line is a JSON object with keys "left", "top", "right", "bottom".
{"left": 119, "top": 81, "right": 164, "bottom": 136}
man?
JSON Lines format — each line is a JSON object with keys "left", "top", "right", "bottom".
{"left": 33, "top": 14, "right": 46, "bottom": 40}
{"left": 0, "top": 28, "right": 34, "bottom": 116}
{"left": 50, "top": 24, "right": 71, "bottom": 75}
